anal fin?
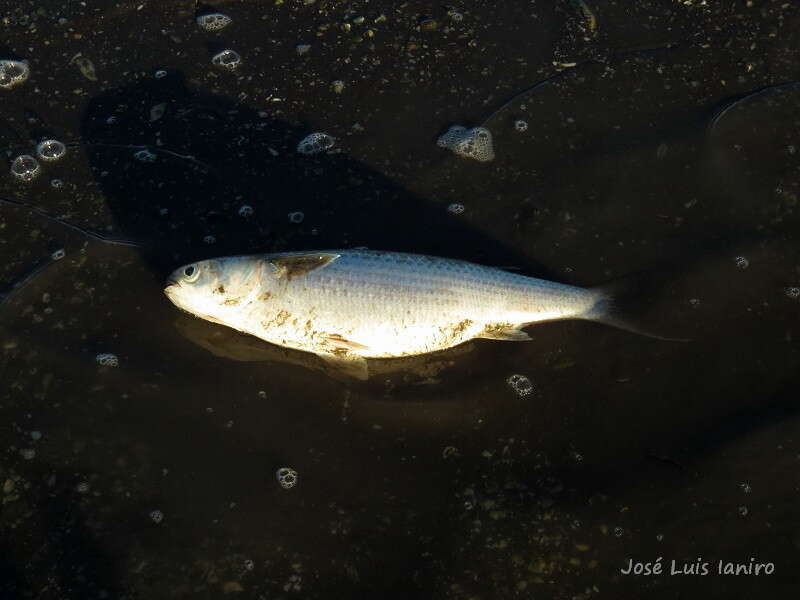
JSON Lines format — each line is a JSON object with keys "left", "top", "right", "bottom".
{"left": 476, "top": 325, "right": 532, "bottom": 341}
{"left": 317, "top": 353, "right": 369, "bottom": 380}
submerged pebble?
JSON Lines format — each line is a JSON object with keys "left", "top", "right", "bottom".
{"left": 36, "top": 139, "right": 67, "bottom": 162}
{"left": 211, "top": 49, "right": 241, "bottom": 70}
{"left": 10, "top": 155, "right": 41, "bottom": 181}
{"left": 297, "top": 132, "right": 335, "bottom": 155}
{"left": 196, "top": 12, "right": 232, "bottom": 31}
{"left": 72, "top": 56, "right": 98, "bottom": 81}
{"left": 276, "top": 467, "right": 298, "bottom": 489}
{"left": 0, "top": 59, "right": 30, "bottom": 89}
{"left": 437, "top": 125, "right": 495, "bottom": 162}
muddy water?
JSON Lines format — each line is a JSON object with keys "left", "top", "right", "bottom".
{"left": 1, "top": 1, "right": 799, "bottom": 599}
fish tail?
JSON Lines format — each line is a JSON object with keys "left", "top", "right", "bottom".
{"left": 581, "top": 276, "right": 690, "bottom": 343}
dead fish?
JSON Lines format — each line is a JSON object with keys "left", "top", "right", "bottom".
{"left": 164, "top": 250, "right": 678, "bottom": 377}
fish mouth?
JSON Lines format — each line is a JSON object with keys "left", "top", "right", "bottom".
{"left": 164, "top": 281, "right": 181, "bottom": 298}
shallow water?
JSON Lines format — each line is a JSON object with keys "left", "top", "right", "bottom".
{"left": 1, "top": 1, "right": 799, "bottom": 598}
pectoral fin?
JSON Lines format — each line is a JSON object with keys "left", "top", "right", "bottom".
{"left": 268, "top": 252, "right": 340, "bottom": 279}
{"left": 476, "top": 325, "right": 531, "bottom": 341}
{"left": 323, "top": 333, "right": 370, "bottom": 352}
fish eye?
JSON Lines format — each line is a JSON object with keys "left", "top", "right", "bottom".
{"left": 183, "top": 264, "right": 200, "bottom": 282}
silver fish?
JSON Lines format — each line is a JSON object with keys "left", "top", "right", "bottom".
{"left": 164, "top": 250, "right": 643, "bottom": 375}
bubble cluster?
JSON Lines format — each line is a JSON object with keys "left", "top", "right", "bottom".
{"left": 211, "top": 49, "right": 241, "bottom": 70}
{"left": 447, "top": 203, "right": 465, "bottom": 215}
{"left": 514, "top": 119, "right": 529, "bottom": 133}
{"left": 0, "top": 59, "right": 30, "bottom": 89}
{"left": 149, "top": 509, "right": 164, "bottom": 523}
{"left": 238, "top": 205, "right": 254, "bottom": 217}
{"left": 20, "top": 448, "right": 35, "bottom": 460}
{"left": 276, "top": 467, "right": 298, "bottom": 489}
{"left": 288, "top": 211, "right": 305, "bottom": 224}
{"left": 296, "top": 44, "right": 312, "bottom": 56}
{"left": 437, "top": 125, "right": 495, "bottom": 162}
{"left": 76, "top": 481, "right": 90, "bottom": 493}
{"left": 36, "top": 139, "right": 67, "bottom": 162}
{"left": 51, "top": 248, "right": 66, "bottom": 261}
{"left": 50, "top": 178, "right": 64, "bottom": 189}
{"left": 196, "top": 12, "right": 232, "bottom": 31}
{"left": 785, "top": 287, "right": 799, "bottom": 299}
{"left": 133, "top": 149, "right": 157, "bottom": 163}
{"left": 95, "top": 353, "right": 119, "bottom": 367}
{"left": 297, "top": 132, "right": 335, "bottom": 155}
{"left": 154, "top": 69, "right": 167, "bottom": 79}
{"left": 506, "top": 374, "right": 533, "bottom": 397}
{"left": 734, "top": 256, "right": 749, "bottom": 269}
{"left": 203, "top": 235, "right": 217, "bottom": 244}
{"left": 10, "top": 155, "right": 41, "bottom": 182}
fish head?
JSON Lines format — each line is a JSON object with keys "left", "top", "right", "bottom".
{"left": 164, "top": 256, "right": 267, "bottom": 323}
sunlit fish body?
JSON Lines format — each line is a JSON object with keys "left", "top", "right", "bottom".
{"left": 164, "top": 250, "right": 630, "bottom": 366}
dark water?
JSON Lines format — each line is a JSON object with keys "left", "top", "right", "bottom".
{"left": 1, "top": 1, "right": 799, "bottom": 598}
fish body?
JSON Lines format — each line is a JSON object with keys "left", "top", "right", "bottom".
{"left": 164, "top": 250, "right": 608, "bottom": 360}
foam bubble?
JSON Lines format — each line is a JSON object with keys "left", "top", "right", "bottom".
{"left": 0, "top": 59, "right": 30, "bottom": 89}
{"left": 10, "top": 155, "right": 40, "bottom": 181}
{"left": 96, "top": 353, "right": 119, "bottom": 367}
{"left": 36, "top": 139, "right": 67, "bottom": 162}
{"left": 297, "top": 132, "right": 335, "bottom": 155}
{"left": 133, "top": 149, "right": 157, "bottom": 162}
{"left": 437, "top": 125, "right": 494, "bottom": 162}
{"left": 514, "top": 119, "right": 529, "bottom": 132}
{"left": 196, "top": 12, "right": 232, "bottom": 31}
{"left": 211, "top": 49, "right": 241, "bottom": 70}
{"left": 276, "top": 467, "right": 298, "bottom": 489}
{"left": 447, "top": 203, "right": 465, "bottom": 215}
{"left": 506, "top": 374, "right": 533, "bottom": 397}
{"left": 288, "top": 211, "right": 305, "bottom": 224}
{"left": 238, "top": 205, "right": 254, "bottom": 217}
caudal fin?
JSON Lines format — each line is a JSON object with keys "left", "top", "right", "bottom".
{"left": 581, "top": 275, "right": 691, "bottom": 343}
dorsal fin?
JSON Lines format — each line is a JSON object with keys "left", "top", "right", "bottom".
{"left": 268, "top": 253, "right": 340, "bottom": 279}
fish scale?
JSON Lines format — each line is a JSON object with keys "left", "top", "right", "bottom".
{"left": 164, "top": 250, "right": 605, "bottom": 359}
